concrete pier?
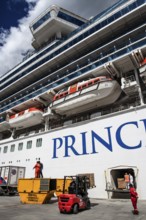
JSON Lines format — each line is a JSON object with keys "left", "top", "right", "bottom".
{"left": 0, "top": 196, "right": 146, "bottom": 220}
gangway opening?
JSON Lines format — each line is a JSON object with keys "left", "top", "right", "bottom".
{"left": 105, "top": 165, "right": 138, "bottom": 199}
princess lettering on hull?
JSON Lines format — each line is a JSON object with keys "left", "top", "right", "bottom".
{"left": 52, "top": 119, "right": 146, "bottom": 158}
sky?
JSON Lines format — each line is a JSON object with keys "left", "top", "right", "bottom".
{"left": 0, "top": 0, "right": 119, "bottom": 76}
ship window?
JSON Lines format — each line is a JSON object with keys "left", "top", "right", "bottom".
{"left": 88, "top": 82, "right": 92, "bottom": 86}
{"left": 18, "top": 111, "right": 24, "bottom": 116}
{"left": 27, "top": 141, "right": 32, "bottom": 149}
{"left": 10, "top": 144, "right": 15, "bottom": 152}
{"left": 91, "top": 112, "right": 101, "bottom": 119}
{"left": 82, "top": 84, "right": 87, "bottom": 88}
{"left": 100, "top": 78, "right": 106, "bottom": 81}
{"left": 18, "top": 143, "right": 23, "bottom": 151}
{"left": 94, "top": 79, "right": 99, "bottom": 83}
{"left": 36, "top": 138, "right": 42, "bottom": 147}
{"left": 64, "top": 92, "right": 68, "bottom": 96}
{"left": 3, "top": 146, "right": 8, "bottom": 153}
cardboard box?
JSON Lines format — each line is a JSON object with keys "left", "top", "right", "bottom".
{"left": 78, "top": 173, "right": 95, "bottom": 188}
{"left": 117, "top": 178, "right": 126, "bottom": 189}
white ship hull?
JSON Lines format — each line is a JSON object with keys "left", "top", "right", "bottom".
{"left": 51, "top": 80, "right": 121, "bottom": 114}
{"left": 1, "top": 106, "right": 146, "bottom": 199}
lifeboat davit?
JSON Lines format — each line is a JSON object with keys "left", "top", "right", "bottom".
{"left": 139, "top": 58, "right": 146, "bottom": 84}
{"left": 50, "top": 76, "right": 122, "bottom": 115}
{"left": 9, "top": 107, "right": 43, "bottom": 129}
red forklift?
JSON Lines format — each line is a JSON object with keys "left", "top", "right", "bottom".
{"left": 58, "top": 175, "right": 91, "bottom": 214}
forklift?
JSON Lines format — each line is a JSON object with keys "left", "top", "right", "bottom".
{"left": 58, "top": 175, "right": 91, "bottom": 214}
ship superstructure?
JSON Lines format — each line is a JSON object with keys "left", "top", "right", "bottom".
{"left": 0, "top": 0, "right": 146, "bottom": 199}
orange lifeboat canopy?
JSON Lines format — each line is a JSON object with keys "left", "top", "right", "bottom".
{"left": 53, "top": 76, "right": 111, "bottom": 102}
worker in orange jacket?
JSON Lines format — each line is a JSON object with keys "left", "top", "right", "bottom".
{"left": 124, "top": 173, "right": 130, "bottom": 189}
{"left": 129, "top": 184, "right": 139, "bottom": 215}
{"left": 33, "top": 161, "right": 41, "bottom": 178}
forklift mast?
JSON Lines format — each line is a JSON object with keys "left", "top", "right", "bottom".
{"left": 63, "top": 175, "right": 89, "bottom": 196}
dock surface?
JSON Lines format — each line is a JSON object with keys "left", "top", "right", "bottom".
{"left": 0, "top": 196, "right": 146, "bottom": 220}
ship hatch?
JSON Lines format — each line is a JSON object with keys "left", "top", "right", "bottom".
{"left": 105, "top": 165, "right": 138, "bottom": 199}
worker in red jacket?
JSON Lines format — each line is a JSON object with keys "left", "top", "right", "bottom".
{"left": 129, "top": 184, "right": 139, "bottom": 214}
{"left": 33, "top": 161, "right": 41, "bottom": 178}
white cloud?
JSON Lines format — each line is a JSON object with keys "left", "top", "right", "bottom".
{"left": 0, "top": 0, "right": 118, "bottom": 76}
{"left": 0, "top": 28, "right": 10, "bottom": 45}
{"left": 0, "top": 0, "right": 63, "bottom": 76}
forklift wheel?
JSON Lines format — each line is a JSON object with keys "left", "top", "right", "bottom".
{"left": 86, "top": 200, "right": 91, "bottom": 210}
{"left": 73, "top": 204, "right": 78, "bottom": 214}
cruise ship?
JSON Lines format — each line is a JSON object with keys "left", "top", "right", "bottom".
{"left": 0, "top": 0, "right": 146, "bottom": 199}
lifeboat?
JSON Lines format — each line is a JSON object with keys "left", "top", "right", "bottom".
{"left": 50, "top": 76, "right": 122, "bottom": 115}
{"left": 9, "top": 107, "right": 43, "bottom": 129}
{"left": 0, "top": 121, "right": 10, "bottom": 132}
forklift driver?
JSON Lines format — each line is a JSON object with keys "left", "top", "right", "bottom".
{"left": 68, "top": 180, "right": 76, "bottom": 194}
{"left": 78, "top": 177, "right": 87, "bottom": 197}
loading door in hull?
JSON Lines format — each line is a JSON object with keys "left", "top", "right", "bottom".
{"left": 105, "top": 165, "right": 138, "bottom": 199}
